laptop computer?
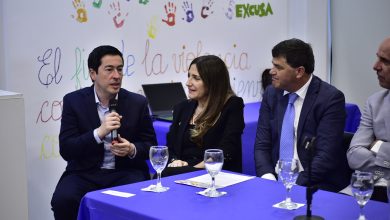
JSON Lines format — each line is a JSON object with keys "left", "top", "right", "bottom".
{"left": 142, "top": 82, "right": 187, "bottom": 122}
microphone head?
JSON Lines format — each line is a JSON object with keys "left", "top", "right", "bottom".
{"left": 303, "top": 136, "right": 316, "bottom": 150}
{"left": 109, "top": 99, "right": 118, "bottom": 112}
{"left": 303, "top": 136, "right": 312, "bottom": 144}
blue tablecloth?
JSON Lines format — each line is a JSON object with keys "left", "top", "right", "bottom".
{"left": 152, "top": 102, "right": 361, "bottom": 176}
{"left": 78, "top": 170, "right": 389, "bottom": 220}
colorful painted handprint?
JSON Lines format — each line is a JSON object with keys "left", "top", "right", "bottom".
{"left": 162, "top": 2, "right": 176, "bottom": 26}
{"left": 72, "top": 0, "right": 88, "bottom": 23}
{"left": 225, "top": 0, "right": 235, "bottom": 20}
{"left": 201, "top": 0, "right": 214, "bottom": 19}
{"left": 92, "top": 0, "right": 102, "bottom": 9}
{"left": 108, "top": 1, "right": 129, "bottom": 28}
{"left": 147, "top": 16, "right": 159, "bottom": 39}
{"left": 182, "top": 1, "right": 194, "bottom": 23}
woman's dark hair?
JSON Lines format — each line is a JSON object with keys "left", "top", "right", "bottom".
{"left": 261, "top": 68, "right": 272, "bottom": 91}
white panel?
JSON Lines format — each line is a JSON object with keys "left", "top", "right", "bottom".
{"left": 287, "top": 0, "right": 329, "bottom": 82}
{"left": 0, "top": 0, "right": 5, "bottom": 89}
{"left": 0, "top": 91, "right": 28, "bottom": 220}
{"left": 331, "top": 0, "right": 390, "bottom": 108}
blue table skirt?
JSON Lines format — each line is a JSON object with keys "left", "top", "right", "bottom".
{"left": 78, "top": 170, "right": 389, "bottom": 220}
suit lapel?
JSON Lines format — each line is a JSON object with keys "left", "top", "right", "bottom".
{"left": 116, "top": 89, "right": 126, "bottom": 118}
{"left": 84, "top": 86, "right": 101, "bottom": 128}
{"left": 297, "top": 76, "right": 320, "bottom": 143}
{"left": 116, "top": 89, "right": 127, "bottom": 133}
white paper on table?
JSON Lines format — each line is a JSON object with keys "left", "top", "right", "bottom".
{"left": 102, "top": 190, "right": 135, "bottom": 198}
{"left": 175, "top": 172, "right": 255, "bottom": 188}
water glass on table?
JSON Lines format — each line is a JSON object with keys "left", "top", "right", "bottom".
{"left": 202, "top": 149, "right": 225, "bottom": 197}
{"left": 275, "top": 158, "right": 299, "bottom": 210}
{"left": 148, "top": 145, "right": 169, "bottom": 192}
{"left": 351, "top": 171, "right": 374, "bottom": 220}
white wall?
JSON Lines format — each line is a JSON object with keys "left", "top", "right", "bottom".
{"left": 307, "top": 0, "right": 331, "bottom": 81}
{"left": 331, "top": 0, "right": 390, "bottom": 108}
{"left": 0, "top": 0, "right": 5, "bottom": 90}
{"left": 287, "top": 0, "right": 330, "bottom": 81}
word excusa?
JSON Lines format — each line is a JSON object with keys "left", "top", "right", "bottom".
{"left": 236, "top": 2, "right": 273, "bottom": 18}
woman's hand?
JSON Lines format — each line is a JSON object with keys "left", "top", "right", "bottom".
{"left": 168, "top": 159, "right": 188, "bottom": 167}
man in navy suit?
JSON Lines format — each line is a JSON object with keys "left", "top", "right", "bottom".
{"left": 51, "top": 45, "right": 157, "bottom": 220}
{"left": 254, "top": 38, "right": 349, "bottom": 192}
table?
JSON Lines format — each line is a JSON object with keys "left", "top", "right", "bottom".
{"left": 78, "top": 170, "right": 389, "bottom": 220}
{"left": 152, "top": 102, "right": 361, "bottom": 176}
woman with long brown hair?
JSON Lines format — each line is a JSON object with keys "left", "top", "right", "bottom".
{"left": 163, "top": 55, "right": 244, "bottom": 176}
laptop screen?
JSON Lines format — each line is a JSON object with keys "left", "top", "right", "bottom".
{"left": 142, "top": 82, "right": 187, "bottom": 118}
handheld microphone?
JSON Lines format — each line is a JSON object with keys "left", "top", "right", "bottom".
{"left": 109, "top": 99, "right": 119, "bottom": 143}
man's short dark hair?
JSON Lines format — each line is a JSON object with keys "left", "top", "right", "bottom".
{"left": 88, "top": 45, "right": 123, "bottom": 73}
{"left": 272, "top": 38, "right": 315, "bottom": 74}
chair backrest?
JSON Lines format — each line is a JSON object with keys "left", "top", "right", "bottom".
{"left": 342, "top": 132, "right": 355, "bottom": 177}
{"left": 343, "top": 132, "right": 354, "bottom": 149}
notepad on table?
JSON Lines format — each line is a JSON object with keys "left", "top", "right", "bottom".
{"left": 175, "top": 172, "right": 255, "bottom": 189}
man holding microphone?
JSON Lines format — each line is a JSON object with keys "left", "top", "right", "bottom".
{"left": 51, "top": 45, "right": 157, "bottom": 220}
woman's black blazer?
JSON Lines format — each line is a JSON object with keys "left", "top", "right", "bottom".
{"left": 166, "top": 96, "right": 245, "bottom": 172}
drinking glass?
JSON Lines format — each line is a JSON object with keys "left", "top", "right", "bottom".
{"left": 387, "top": 181, "right": 390, "bottom": 204}
{"left": 276, "top": 159, "right": 299, "bottom": 209}
{"left": 351, "top": 171, "right": 374, "bottom": 220}
{"left": 149, "top": 146, "right": 169, "bottom": 192}
{"left": 203, "top": 149, "right": 224, "bottom": 197}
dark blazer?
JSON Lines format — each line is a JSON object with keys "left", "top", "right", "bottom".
{"left": 167, "top": 96, "right": 245, "bottom": 172}
{"left": 59, "top": 86, "right": 157, "bottom": 178}
{"left": 254, "top": 75, "right": 349, "bottom": 192}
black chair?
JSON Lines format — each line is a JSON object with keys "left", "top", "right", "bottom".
{"left": 343, "top": 132, "right": 354, "bottom": 147}
{"left": 342, "top": 132, "right": 355, "bottom": 178}
{"left": 334, "top": 131, "right": 355, "bottom": 193}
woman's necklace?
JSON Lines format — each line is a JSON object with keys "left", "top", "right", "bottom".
{"left": 191, "top": 107, "right": 204, "bottom": 125}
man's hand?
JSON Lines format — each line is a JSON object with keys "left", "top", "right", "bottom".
{"left": 111, "top": 135, "right": 135, "bottom": 157}
{"left": 97, "top": 112, "right": 122, "bottom": 140}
